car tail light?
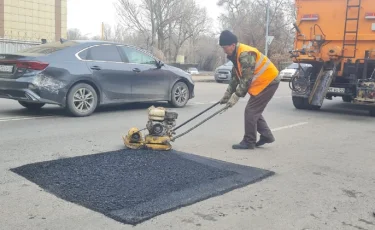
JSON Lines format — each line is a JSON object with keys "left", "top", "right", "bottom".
{"left": 16, "top": 61, "right": 49, "bottom": 70}
{"left": 365, "top": 12, "right": 375, "bottom": 19}
{"left": 301, "top": 14, "right": 319, "bottom": 21}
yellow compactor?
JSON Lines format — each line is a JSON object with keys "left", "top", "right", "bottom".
{"left": 123, "top": 102, "right": 228, "bottom": 150}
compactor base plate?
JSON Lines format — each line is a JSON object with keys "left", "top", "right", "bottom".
{"left": 123, "top": 134, "right": 172, "bottom": 151}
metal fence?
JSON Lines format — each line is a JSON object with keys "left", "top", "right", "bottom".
{"left": 0, "top": 38, "right": 41, "bottom": 54}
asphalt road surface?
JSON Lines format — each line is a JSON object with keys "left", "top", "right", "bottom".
{"left": 1, "top": 80, "right": 375, "bottom": 230}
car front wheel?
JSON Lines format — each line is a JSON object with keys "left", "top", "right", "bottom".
{"left": 170, "top": 81, "right": 190, "bottom": 108}
{"left": 66, "top": 83, "right": 98, "bottom": 117}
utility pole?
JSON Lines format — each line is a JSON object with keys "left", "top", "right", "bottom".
{"left": 265, "top": 0, "right": 270, "bottom": 56}
{"left": 101, "top": 22, "right": 104, "bottom": 40}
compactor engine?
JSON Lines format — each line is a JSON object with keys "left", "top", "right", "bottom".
{"left": 123, "top": 106, "right": 178, "bottom": 151}
{"left": 146, "top": 106, "right": 178, "bottom": 137}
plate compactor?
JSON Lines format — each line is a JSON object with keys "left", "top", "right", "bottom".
{"left": 122, "top": 102, "right": 228, "bottom": 150}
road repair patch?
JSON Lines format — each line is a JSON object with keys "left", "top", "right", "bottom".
{"left": 10, "top": 149, "right": 274, "bottom": 225}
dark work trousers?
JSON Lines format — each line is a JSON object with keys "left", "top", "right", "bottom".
{"left": 242, "top": 82, "right": 280, "bottom": 145}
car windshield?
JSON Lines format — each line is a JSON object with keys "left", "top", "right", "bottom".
{"left": 15, "top": 41, "right": 79, "bottom": 54}
{"left": 286, "top": 63, "right": 300, "bottom": 69}
{"left": 224, "top": 61, "right": 233, "bottom": 66}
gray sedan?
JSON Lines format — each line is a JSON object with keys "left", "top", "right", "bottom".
{"left": 0, "top": 40, "right": 195, "bottom": 117}
{"left": 214, "top": 61, "right": 233, "bottom": 83}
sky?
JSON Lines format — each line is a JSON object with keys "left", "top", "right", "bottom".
{"left": 67, "top": 0, "right": 223, "bottom": 37}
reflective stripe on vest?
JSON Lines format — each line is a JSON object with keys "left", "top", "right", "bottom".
{"left": 252, "top": 58, "right": 272, "bottom": 82}
{"left": 255, "top": 53, "right": 266, "bottom": 69}
{"left": 234, "top": 43, "right": 279, "bottom": 96}
{"left": 235, "top": 49, "right": 269, "bottom": 78}
{"left": 235, "top": 52, "right": 271, "bottom": 82}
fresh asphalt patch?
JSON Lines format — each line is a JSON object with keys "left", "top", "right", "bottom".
{"left": 10, "top": 149, "right": 274, "bottom": 225}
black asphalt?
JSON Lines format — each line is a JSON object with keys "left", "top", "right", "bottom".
{"left": 10, "top": 149, "right": 274, "bottom": 225}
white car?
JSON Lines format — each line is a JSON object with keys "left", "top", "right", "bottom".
{"left": 187, "top": 67, "right": 199, "bottom": 75}
{"left": 279, "top": 63, "right": 312, "bottom": 81}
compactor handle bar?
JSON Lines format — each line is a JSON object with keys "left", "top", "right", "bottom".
{"left": 170, "top": 103, "right": 229, "bottom": 142}
{"left": 172, "top": 101, "right": 220, "bottom": 132}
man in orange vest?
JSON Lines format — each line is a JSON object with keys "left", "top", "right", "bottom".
{"left": 218, "top": 30, "right": 280, "bottom": 149}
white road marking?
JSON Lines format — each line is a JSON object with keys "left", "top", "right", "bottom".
{"left": 0, "top": 116, "right": 55, "bottom": 122}
{"left": 273, "top": 96, "right": 291, "bottom": 99}
{"left": 0, "top": 116, "right": 30, "bottom": 120}
{"left": 271, "top": 122, "right": 308, "bottom": 132}
{"left": 190, "top": 102, "right": 209, "bottom": 105}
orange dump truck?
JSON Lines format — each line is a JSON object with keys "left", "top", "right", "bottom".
{"left": 289, "top": 0, "right": 375, "bottom": 115}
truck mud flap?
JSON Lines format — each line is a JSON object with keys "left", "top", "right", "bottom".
{"left": 308, "top": 66, "right": 335, "bottom": 107}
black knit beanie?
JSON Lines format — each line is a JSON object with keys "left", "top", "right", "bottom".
{"left": 219, "top": 30, "right": 238, "bottom": 46}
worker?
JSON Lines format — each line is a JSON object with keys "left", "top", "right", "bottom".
{"left": 218, "top": 30, "right": 280, "bottom": 149}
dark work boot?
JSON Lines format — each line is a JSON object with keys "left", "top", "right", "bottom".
{"left": 232, "top": 141, "right": 255, "bottom": 150}
{"left": 256, "top": 135, "right": 275, "bottom": 147}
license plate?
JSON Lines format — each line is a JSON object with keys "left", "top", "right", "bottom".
{"left": 327, "top": 87, "right": 345, "bottom": 93}
{"left": 219, "top": 74, "right": 226, "bottom": 78}
{"left": 0, "top": 65, "right": 13, "bottom": 73}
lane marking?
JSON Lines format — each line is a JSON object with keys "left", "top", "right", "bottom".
{"left": 272, "top": 96, "right": 291, "bottom": 99}
{"left": 271, "top": 122, "right": 308, "bottom": 132}
{"left": 0, "top": 116, "right": 55, "bottom": 122}
{"left": 0, "top": 115, "right": 48, "bottom": 120}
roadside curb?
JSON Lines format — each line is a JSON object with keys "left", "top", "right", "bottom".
{"left": 192, "top": 76, "right": 216, "bottom": 83}
{"left": 194, "top": 79, "right": 216, "bottom": 83}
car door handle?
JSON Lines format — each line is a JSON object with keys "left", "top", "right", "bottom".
{"left": 132, "top": 68, "right": 141, "bottom": 73}
{"left": 90, "top": 66, "right": 101, "bottom": 70}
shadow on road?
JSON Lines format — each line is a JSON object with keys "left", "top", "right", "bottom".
{"left": 291, "top": 101, "right": 373, "bottom": 118}
{"left": 0, "top": 101, "right": 194, "bottom": 118}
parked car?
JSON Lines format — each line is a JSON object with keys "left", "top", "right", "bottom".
{"left": 279, "top": 63, "right": 312, "bottom": 81}
{"left": 0, "top": 40, "right": 195, "bottom": 117}
{"left": 187, "top": 67, "right": 199, "bottom": 75}
{"left": 214, "top": 61, "right": 233, "bottom": 83}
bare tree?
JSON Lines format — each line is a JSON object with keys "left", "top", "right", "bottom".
{"left": 193, "top": 34, "right": 223, "bottom": 70}
{"left": 67, "top": 28, "right": 89, "bottom": 40}
{"left": 114, "top": 0, "right": 152, "bottom": 49}
{"left": 170, "top": 0, "right": 211, "bottom": 61}
{"left": 114, "top": 0, "right": 183, "bottom": 51}
{"left": 102, "top": 23, "right": 113, "bottom": 41}
{"left": 114, "top": 0, "right": 211, "bottom": 61}
{"left": 217, "top": 0, "right": 295, "bottom": 62}
{"left": 113, "top": 24, "right": 127, "bottom": 42}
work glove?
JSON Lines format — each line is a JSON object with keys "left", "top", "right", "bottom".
{"left": 220, "top": 91, "right": 232, "bottom": 104}
{"left": 226, "top": 93, "right": 240, "bottom": 108}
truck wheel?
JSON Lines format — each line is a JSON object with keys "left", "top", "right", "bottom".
{"left": 18, "top": 101, "right": 45, "bottom": 110}
{"left": 292, "top": 96, "right": 308, "bottom": 109}
{"left": 308, "top": 104, "right": 321, "bottom": 110}
{"left": 292, "top": 96, "right": 321, "bottom": 110}
{"left": 170, "top": 81, "right": 190, "bottom": 108}
{"left": 66, "top": 83, "right": 98, "bottom": 117}
{"left": 342, "top": 96, "right": 352, "bottom": 102}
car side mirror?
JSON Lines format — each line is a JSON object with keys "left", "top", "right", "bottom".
{"left": 156, "top": 60, "right": 164, "bottom": 68}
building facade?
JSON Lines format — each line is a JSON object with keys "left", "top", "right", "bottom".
{"left": 0, "top": 0, "right": 67, "bottom": 42}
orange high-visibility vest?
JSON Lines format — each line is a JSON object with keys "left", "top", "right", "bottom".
{"left": 234, "top": 43, "right": 279, "bottom": 96}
